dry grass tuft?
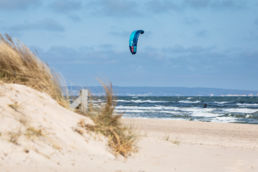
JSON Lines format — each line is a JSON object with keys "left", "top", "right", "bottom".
{"left": 164, "top": 135, "right": 180, "bottom": 145}
{"left": 74, "top": 127, "right": 85, "bottom": 135}
{"left": 8, "top": 102, "right": 19, "bottom": 111}
{"left": 5, "top": 127, "right": 44, "bottom": 145}
{"left": 80, "top": 84, "right": 137, "bottom": 157}
{"left": 171, "top": 140, "right": 180, "bottom": 145}
{"left": 0, "top": 33, "right": 68, "bottom": 107}
{"left": 8, "top": 130, "right": 22, "bottom": 145}
{"left": 25, "top": 127, "right": 44, "bottom": 138}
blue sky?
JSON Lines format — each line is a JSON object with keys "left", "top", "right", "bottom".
{"left": 0, "top": 0, "right": 258, "bottom": 90}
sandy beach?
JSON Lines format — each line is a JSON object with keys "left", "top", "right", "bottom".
{"left": 121, "top": 118, "right": 258, "bottom": 172}
{"left": 1, "top": 84, "right": 258, "bottom": 172}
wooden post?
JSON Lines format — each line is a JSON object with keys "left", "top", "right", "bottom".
{"left": 70, "top": 89, "right": 88, "bottom": 113}
{"left": 80, "top": 89, "right": 88, "bottom": 113}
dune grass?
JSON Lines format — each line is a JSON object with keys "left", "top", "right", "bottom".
{"left": 0, "top": 34, "right": 68, "bottom": 107}
{"left": 0, "top": 33, "right": 136, "bottom": 157}
{"left": 79, "top": 84, "right": 137, "bottom": 157}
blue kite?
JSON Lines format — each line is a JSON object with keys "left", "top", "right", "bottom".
{"left": 129, "top": 30, "right": 144, "bottom": 55}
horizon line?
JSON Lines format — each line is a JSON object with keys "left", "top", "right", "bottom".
{"left": 66, "top": 85, "right": 258, "bottom": 92}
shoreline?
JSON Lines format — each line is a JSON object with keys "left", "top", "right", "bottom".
{"left": 122, "top": 116, "right": 258, "bottom": 125}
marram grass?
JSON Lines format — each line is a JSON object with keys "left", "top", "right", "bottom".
{"left": 0, "top": 34, "right": 68, "bottom": 107}
{"left": 79, "top": 84, "right": 137, "bottom": 157}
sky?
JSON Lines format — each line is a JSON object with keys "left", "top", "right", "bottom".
{"left": 0, "top": 0, "right": 258, "bottom": 90}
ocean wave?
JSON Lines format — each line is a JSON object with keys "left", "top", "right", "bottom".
{"left": 236, "top": 103, "right": 258, "bottom": 107}
{"left": 223, "top": 108, "right": 258, "bottom": 114}
{"left": 122, "top": 116, "right": 185, "bottom": 120}
{"left": 159, "top": 111, "right": 182, "bottom": 115}
{"left": 117, "top": 99, "right": 169, "bottom": 103}
{"left": 178, "top": 100, "right": 200, "bottom": 104}
{"left": 182, "top": 107, "right": 215, "bottom": 112}
{"left": 211, "top": 116, "right": 237, "bottom": 123}
{"left": 214, "top": 101, "right": 228, "bottom": 104}
{"left": 190, "top": 111, "right": 220, "bottom": 117}
{"left": 115, "top": 109, "right": 154, "bottom": 113}
{"left": 74, "top": 95, "right": 258, "bottom": 124}
{"left": 116, "top": 106, "right": 179, "bottom": 111}
{"left": 115, "top": 106, "right": 185, "bottom": 115}
{"left": 91, "top": 99, "right": 103, "bottom": 103}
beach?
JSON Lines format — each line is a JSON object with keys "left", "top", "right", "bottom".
{"left": 1, "top": 84, "right": 258, "bottom": 172}
{"left": 119, "top": 118, "right": 258, "bottom": 172}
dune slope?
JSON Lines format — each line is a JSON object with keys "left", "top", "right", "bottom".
{"left": 0, "top": 83, "right": 114, "bottom": 171}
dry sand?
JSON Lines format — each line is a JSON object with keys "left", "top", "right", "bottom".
{"left": 1, "top": 83, "right": 258, "bottom": 172}
{"left": 122, "top": 118, "right": 258, "bottom": 172}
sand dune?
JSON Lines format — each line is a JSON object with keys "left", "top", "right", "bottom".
{"left": 0, "top": 83, "right": 114, "bottom": 171}
{"left": 1, "top": 83, "right": 258, "bottom": 172}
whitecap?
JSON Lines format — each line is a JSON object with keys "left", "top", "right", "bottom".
{"left": 224, "top": 108, "right": 258, "bottom": 114}
{"left": 236, "top": 103, "right": 258, "bottom": 107}
{"left": 182, "top": 107, "right": 215, "bottom": 113}
{"left": 178, "top": 100, "right": 200, "bottom": 104}
{"left": 214, "top": 101, "right": 228, "bottom": 104}
{"left": 115, "top": 109, "right": 149, "bottom": 113}
{"left": 190, "top": 111, "right": 220, "bottom": 117}
{"left": 211, "top": 116, "right": 238, "bottom": 123}
{"left": 117, "top": 99, "right": 169, "bottom": 103}
{"left": 115, "top": 106, "right": 179, "bottom": 111}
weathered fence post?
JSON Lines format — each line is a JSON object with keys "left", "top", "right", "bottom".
{"left": 80, "top": 89, "right": 88, "bottom": 113}
{"left": 70, "top": 89, "right": 88, "bottom": 113}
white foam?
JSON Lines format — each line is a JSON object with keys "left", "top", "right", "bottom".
{"left": 178, "top": 100, "right": 200, "bottom": 104}
{"left": 159, "top": 111, "right": 182, "bottom": 115}
{"left": 116, "top": 100, "right": 130, "bottom": 102}
{"left": 177, "top": 107, "right": 219, "bottom": 117}
{"left": 182, "top": 107, "right": 214, "bottom": 113}
{"left": 122, "top": 116, "right": 185, "bottom": 121}
{"left": 91, "top": 99, "right": 103, "bottom": 103}
{"left": 245, "top": 114, "right": 251, "bottom": 118}
{"left": 214, "top": 101, "right": 228, "bottom": 104}
{"left": 237, "top": 103, "right": 258, "bottom": 107}
{"left": 117, "top": 99, "right": 169, "bottom": 103}
{"left": 224, "top": 108, "right": 258, "bottom": 114}
{"left": 115, "top": 105, "right": 184, "bottom": 115}
{"left": 115, "top": 106, "right": 179, "bottom": 111}
{"left": 211, "top": 116, "right": 238, "bottom": 123}
{"left": 191, "top": 111, "right": 220, "bottom": 117}
{"left": 115, "top": 109, "right": 151, "bottom": 113}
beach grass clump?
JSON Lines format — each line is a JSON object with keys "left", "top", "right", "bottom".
{"left": 0, "top": 34, "right": 68, "bottom": 107}
{"left": 25, "top": 127, "right": 44, "bottom": 139}
{"left": 164, "top": 135, "right": 180, "bottom": 145}
{"left": 80, "top": 84, "right": 137, "bottom": 157}
{"left": 8, "top": 130, "right": 22, "bottom": 145}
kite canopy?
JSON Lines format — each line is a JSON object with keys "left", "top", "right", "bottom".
{"left": 129, "top": 30, "right": 144, "bottom": 55}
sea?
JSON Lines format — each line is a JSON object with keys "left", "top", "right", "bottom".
{"left": 90, "top": 96, "right": 258, "bottom": 124}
